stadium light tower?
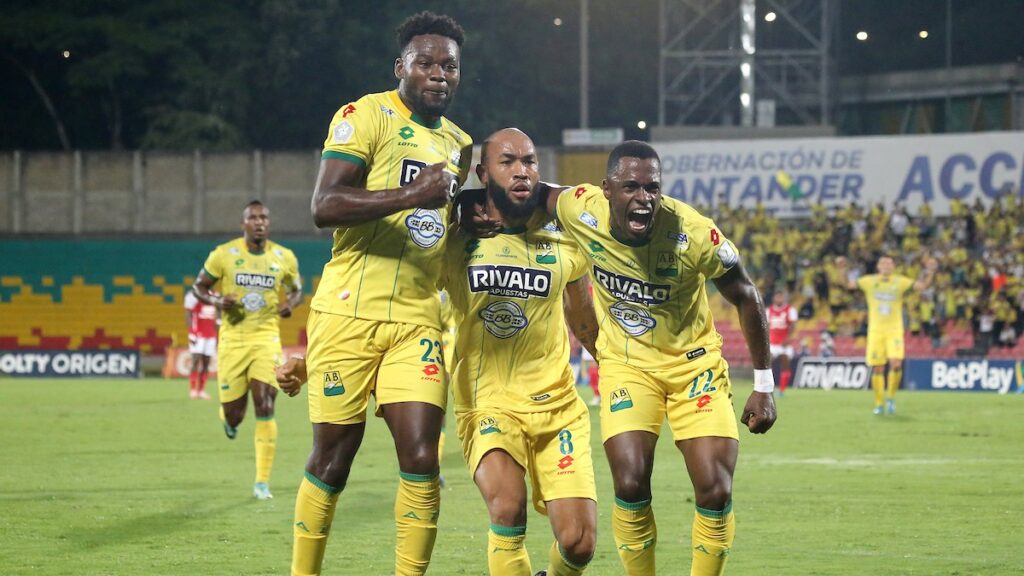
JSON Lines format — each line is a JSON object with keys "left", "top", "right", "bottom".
{"left": 658, "top": 0, "right": 837, "bottom": 127}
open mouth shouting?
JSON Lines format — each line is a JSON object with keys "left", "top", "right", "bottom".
{"left": 626, "top": 206, "right": 654, "bottom": 234}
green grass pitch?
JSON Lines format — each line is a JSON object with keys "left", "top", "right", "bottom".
{"left": 2, "top": 378, "right": 1023, "bottom": 575}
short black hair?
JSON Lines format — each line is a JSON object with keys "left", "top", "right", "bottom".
{"left": 606, "top": 140, "right": 660, "bottom": 175}
{"left": 243, "top": 199, "right": 266, "bottom": 216}
{"left": 396, "top": 11, "right": 465, "bottom": 51}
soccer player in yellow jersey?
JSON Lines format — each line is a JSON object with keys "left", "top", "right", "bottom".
{"left": 852, "top": 255, "right": 935, "bottom": 415}
{"left": 446, "top": 128, "right": 600, "bottom": 576}
{"left": 540, "top": 141, "right": 777, "bottom": 576}
{"left": 192, "top": 200, "right": 303, "bottom": 500}
{"left": 289, "top": 12, "right": 473, "bottom": 576}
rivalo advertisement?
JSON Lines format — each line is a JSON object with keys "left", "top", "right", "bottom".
{"left": 792, "top": 357, "right": 871, "bottom": 390}
{"left": 654, "top": 131, "right": 1024, "bottom": 216}
{"left": 904, "top": 358, "right": 1024, "bottom": 394}
{"left": 0, "top": 350, "right": 141, "bottom": 378}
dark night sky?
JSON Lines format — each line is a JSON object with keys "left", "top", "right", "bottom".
{"left": 2, "top": 0, "right": 1022, "bottom": 150}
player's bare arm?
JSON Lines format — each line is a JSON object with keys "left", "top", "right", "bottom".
{"left": 713, "top": 263, "right": 778, "bottom": 434}
{"left": 311, "top": 158, "right": 454, "bottom": 228}
{"left": 564, "top": 275, "right": 600, "bottom": 361}
{"left": 192, "top": 270, "right": 238, "bottom": 310}
{"left": 277, "top": 281, "right": 304, "bottom": 319}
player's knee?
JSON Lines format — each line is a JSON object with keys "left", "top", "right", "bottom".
{"left": 555, "top": 523, "right": 596, "bottom": 565}
{"left": 612, "top": 473, "right": 651, "bottom": 503}
{"left": 398, "top": 442, "right": 439, "bottom": 476}
{"left": 694, "top": 482, "right": 732, "bottom": 511}
{"left": 306, "top": 458, "right": 352, "bottom": 492}
{"left": 486, "top": 494, "right": 527, "bottom": 527}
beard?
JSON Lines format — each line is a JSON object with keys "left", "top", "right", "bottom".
{"left": 409, "top": 89, "right": 454, "bottom": 118}
{"left": 488, "top": 179, "right": 540, "bottom": 221}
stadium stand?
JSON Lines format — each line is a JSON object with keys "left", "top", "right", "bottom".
{"left": 707, "top": 195, "right": 1024, "bottom": 367}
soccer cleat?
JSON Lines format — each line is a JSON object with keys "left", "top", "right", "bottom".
{"left": 589, "top": 395, "right": 601, "bottom": 407}
{"left": 198, "top": 391, "right": 210, "bottom": 400}
{"left": 438, "top": 474, "right": 446, "bottom": 488}
{"left": 872, "top": 405, "right": 883, "bottom": 416}
{"left": 534, "top": 572, "right": 548, "bottom": 576}
{"left": 223, "top": 421, "right": 238, "bottom": 440}
{"left": 253, "top": 482, "right": 273, "bottom": 500}
{"left": 189, "top": 390, "right": 199, "bottom": 400}
{"left": 886, "top": 399, "right": 896, "bottom": 415}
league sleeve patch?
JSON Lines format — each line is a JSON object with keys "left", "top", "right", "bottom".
{"left": 716, "top": 242, "right": 739, "bottom": 269}
{"left": 580, "top": 212, "right": 599, "bottom": 229}
{"left": 332, "top": 121, "right": 354, "bottom": 144}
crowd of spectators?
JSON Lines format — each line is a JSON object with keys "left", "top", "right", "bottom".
{"left": 702, "top": 192, "right": 1024, "bottom": 355}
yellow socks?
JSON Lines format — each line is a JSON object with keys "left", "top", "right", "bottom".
{"left": 254, "top": 417, "right": 277, "bottom": 484}
{"left": 691, "top": 502, "right": 735, "bottom": 576}
{"left": 612, "top": 498, "right": 656, "bottom": 575}
{"left": 395, "top": 472, "right": 441, "bottom": 575}
{"left": 872, "top": 371, "right": 885, "bottom": 407}
{"left": 292, "top": 472, "right": 341, "bottom": 576}
{"left": 887, "top": 366, "right": 902, "bottom": 399}
{"left": 488, "top": 524, "right": 531, "bottom": 575}
{"left": 547, "top": 540, "right": 588, "bottom": 575}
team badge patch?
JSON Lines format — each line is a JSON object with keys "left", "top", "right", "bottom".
{"left": 332, "top": 121, "right": 354, "bottom": 144}
{"left": 609, "top": 388, "right": 634, "bottom": 412}
{"left": 479, "top": 417, "right": 501, "bottom": 435}
{"left": 405, "top": 209, "right": 445, "bottom": 248}
{"left": 535, "top": 241, "right": 556, "bottom": 264}
{"left": 609, "top": 301, "right": 657, "bottom": 336}
{"left": 323, "top": 371, "right": 345, "bottom": 397}
{"left": 580, "top": 212, "right": 599, "bottom": 228}
{"left": 478, "top": 301, "right": 529, "bottom": 339}
{"left": 655, "top": 252, "right": 678, "bottom": 277}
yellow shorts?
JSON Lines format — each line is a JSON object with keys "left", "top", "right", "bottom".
{"left": 599, "top": 354, "right": 738, "bottom": 443}
{"left": 866, "top": 331, "right": 904, "bottom": 366}
{"left": 217, "top": 339, "right": 283, "bottom": 403}
{"left": 306, "top": 310, "right": 448, "bottom": 425}
{"left": 456, "top": 397, "right": 597, "bottom": 515}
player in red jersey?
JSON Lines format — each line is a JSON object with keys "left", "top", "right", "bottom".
{"left": 766, "top": 289, "right": 798, "bottom": 396}
{"left": 184, "top": 288, "right": 218, "bottom": 400}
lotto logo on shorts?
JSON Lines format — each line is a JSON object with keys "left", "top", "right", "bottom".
{"left": 479, "top": 417, "right": 501, "bottom": 435}
{"left": 323, "top": 371, "right": 345, "bottom": 397}
{"left": 696, "top": 394, "right": 713, "bottom": 413}
{"left": 609, "top": 388, "right": 634, "bottom": 412}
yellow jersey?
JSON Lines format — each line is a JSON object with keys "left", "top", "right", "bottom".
{"left": 856, "top": 274, "right": 914, "bottom": 334}
{"left": 202, "top": 238, "right": 300, "bottom": 346}
{"left": 311, "top": 90, "right": 473, "bottom": 329}
{"left": 443, "top": 214, "right": 589, "bottom": 413}
{"left": 556, "top": 184, "right": 739, "bottom": 371}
